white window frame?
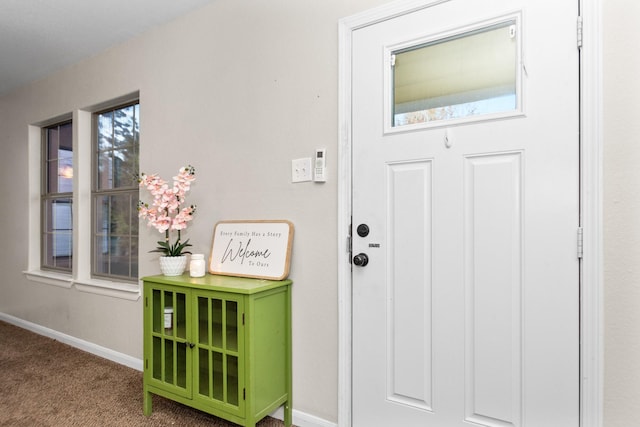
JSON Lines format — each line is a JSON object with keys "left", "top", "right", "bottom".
{"left": 24, "top": 93, "right": 141, "bottom": 301}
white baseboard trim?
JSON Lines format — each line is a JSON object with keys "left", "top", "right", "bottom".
{"left": 0, "top": 312, "right": 336, "bottom": 427}
{"left": 0, "top": 312, "right": 143, "bottom": 371}
{"left": 271, "top": 407, "right": 337, "bottom": 427}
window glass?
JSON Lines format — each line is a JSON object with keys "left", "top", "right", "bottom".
{"left": 42, "top": 122, "right": 73, "bottom": 271}
{"left": 96, "top": 104, "right": 139, "bottom": 190}
{"left": 392, "top": 20, "right": 518, "bottom": 127}
{"left": 93, "top": 102, "right": 139, "bottom": 281}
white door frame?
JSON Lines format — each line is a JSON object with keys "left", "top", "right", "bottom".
{"left": 336, "top": 0, "right": 603, "bottom": 426}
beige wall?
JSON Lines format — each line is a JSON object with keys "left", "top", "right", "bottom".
{"left": 0, "top": 0, "right": 638, "bottom": 425}
{"left": 603, "top": 0, "right": 640, "bottom": 425}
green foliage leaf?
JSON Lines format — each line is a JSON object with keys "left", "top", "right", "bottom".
{"left": 150, "top": 238, "right": 192, "bottom": 256}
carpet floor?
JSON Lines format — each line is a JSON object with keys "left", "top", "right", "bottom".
{"left": 0, "top": 320, "right": 290, "bottom": 426}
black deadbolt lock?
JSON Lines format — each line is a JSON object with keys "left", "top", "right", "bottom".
{"left": 356, "top": 224, "right": 370, "bottom": 238}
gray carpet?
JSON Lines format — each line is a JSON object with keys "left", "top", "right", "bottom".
{"left": 0, "top": 320, "right": 289, "bottom": 426}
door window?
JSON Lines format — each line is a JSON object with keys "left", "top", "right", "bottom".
{"left": 389, "top": 18, "right": 520, "bottom": 129}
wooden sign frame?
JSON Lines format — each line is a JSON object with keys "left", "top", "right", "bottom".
{"left": 209, "top": 220, "right": 294, "bottom": 280}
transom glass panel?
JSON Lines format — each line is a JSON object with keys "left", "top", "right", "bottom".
{"left": 392, "top": 20, "right": 518, "bottom": 127}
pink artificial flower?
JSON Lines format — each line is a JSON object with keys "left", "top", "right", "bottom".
{"left": 151, "top": 215, "right": 171, "bottom": 233}
{"left": 171, "top": 206, "right": 195, "bottom": 230}
{"left": 138, "top": 165, "right": 197, "bottom": 247}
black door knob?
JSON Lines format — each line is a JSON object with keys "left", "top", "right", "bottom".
{"left": 353, "top": 253, "right": 369, "bottom": 267}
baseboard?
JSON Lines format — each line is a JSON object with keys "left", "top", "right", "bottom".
{"left": 0, "top": 311, "right": 337, "bottom": 427}
{"left": 271, "top": 407, "right": 338, "bottom": 427}
{"left": 0, "top": 312, "right": 143, "bottom": 371}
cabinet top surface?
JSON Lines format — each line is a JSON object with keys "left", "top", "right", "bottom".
{"left": 142, "top": 273, "right": 291, "bottom": 294}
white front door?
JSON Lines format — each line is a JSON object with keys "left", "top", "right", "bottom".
{"left": 351, "top": 1, "right": 580, "bottom": 426}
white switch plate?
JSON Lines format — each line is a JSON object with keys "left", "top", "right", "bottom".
{"left": 292, "top": 158, "right": 312, "bottom": 183}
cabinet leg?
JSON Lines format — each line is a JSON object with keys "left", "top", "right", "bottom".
{"left": 143, "top": 390, "right": 152, "bottom": 416}
{"left": 284, "top": 401, "right": 292, "bottom": 427}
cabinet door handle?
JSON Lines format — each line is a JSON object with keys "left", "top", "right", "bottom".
{"left": 187, "top": 342, "right": 195, "bottom": 349}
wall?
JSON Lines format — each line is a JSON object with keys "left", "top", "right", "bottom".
{"left": 603, "top": 0, "right": 640, "bottom": 425}
{"left": 0, "top": 0, "right": 388, "bottom": 424}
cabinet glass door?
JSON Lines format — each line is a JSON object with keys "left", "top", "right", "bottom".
{"left": 194, "top": 293, "right": 244, "bottom": 415}
{"left": 149, "top": 288, "right": 190, "bottom": 395}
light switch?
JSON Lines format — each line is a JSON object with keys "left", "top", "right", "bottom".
{"left": 291, "top": 158, "right": 312, "bottom": 183}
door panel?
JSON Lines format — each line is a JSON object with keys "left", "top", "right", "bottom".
{"left": 351, "top": 0, "right": 579, "bottom": 426}
{"left": 387, "top": 159, "right": 433, "bottom": 411}
{"left": 464, "top": 152, "right": 523, "bottom": 425}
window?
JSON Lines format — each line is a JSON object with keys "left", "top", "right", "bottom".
{"left": 93, "top": 102, "right": 140, "bottom": 281}
{"left": 42, "top": 122, "right": 73, "bottom": 272}
{"left": 28, "top": 94, "right": 141, "bottom": 297}
{"left": 390, "top": 19, "right": 519, "bottom": 128}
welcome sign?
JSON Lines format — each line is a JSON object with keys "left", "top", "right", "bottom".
{"left": 209, "top": 220, "right": 294, "bottom": 280}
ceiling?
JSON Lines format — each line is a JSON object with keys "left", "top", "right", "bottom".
{"left": 0, "top": 0, "right": 215, "bottom": 97}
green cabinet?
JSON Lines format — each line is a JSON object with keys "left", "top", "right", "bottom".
{"left": 143, "top": 274, "right": 292, "bottom": 427}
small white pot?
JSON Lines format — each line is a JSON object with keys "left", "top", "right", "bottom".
{"left": 159, "top": 255, "right": 187, "bottom": 276}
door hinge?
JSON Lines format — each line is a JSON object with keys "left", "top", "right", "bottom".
{"left": 243, "top": 388, "right": 246, "bottom": 400}
{"left": 242, "top": 313, "right": 245, "bottom": 325}
{"left": 145, "top": 296, "right": 148, "bottom": 307}
{"left": 577, "top": 15, "right": 583, "bottom": 49}
{"left": 390, "top": 54, "right": 396, "bottom": 67}
{"left": 577, "top": 227, "right": 584, "bottom": 259}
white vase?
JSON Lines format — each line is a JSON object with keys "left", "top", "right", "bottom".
{"left": 159, "top": 256, "right": 187, "bottom": 276}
